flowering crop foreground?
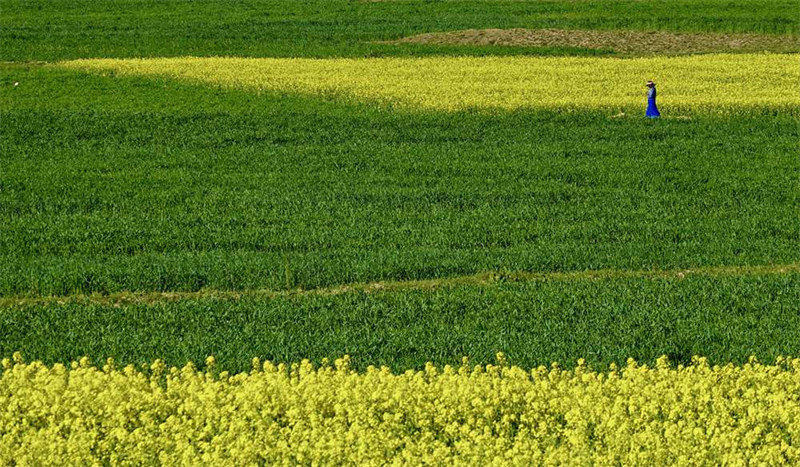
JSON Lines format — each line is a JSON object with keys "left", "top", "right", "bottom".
{"left": 61, "top": 54, "right": 799, "bottom": 113}
{"left": 3, "top": 355, "right": 800, "bottom": 464}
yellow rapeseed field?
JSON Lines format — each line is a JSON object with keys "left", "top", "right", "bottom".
{"left": 61, "top": 54, "right": 799, "bottom": 112}
{"left": 3, "top": 354, "right": 800, "bottom": 464}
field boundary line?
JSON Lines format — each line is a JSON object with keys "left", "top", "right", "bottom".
{"left": 1, "top": 263, "right": 798, "bottom": 308}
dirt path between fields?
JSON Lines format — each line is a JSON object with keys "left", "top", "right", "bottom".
{"left": 2, "top": 262, "right": 798, "bottom": 308}
{"left": 388, "top": 28, "right": 800, "bottom": 54}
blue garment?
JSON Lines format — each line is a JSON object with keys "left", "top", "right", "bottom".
{"left": 646, "top": 87, "right": 660, "bottom": 118}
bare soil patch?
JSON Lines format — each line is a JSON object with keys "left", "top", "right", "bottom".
{"left": 390, "top": 28, "right": 800, "bottom": 54}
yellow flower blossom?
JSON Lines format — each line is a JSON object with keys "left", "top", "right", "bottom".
{"left": 59, "top": 54, "right": 799, "bottom": 113}
{"left": 2, "top": 355, "right": 800, "bottom": 463}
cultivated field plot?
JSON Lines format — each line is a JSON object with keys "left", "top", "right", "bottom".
{"left": 1, "top": 0, "right": 799, "bottom": 462}
{"left": 63, "top": 54, "right": 799, "bottom": 111}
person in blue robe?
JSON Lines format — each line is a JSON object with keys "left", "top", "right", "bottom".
{"left": 645, "top": 80, "right": 660, "bottom": 118}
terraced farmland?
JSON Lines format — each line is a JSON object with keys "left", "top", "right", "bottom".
{"left": 1, "top": 0, "right": 799, "bottom": 462}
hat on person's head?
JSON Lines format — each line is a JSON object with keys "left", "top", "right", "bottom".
{"left": 646, "top": 80, "right": 655, "bottom": 87}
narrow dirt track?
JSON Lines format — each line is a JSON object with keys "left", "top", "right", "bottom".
{"left": 3, "top": 263, "right": 798, "bottom": 308}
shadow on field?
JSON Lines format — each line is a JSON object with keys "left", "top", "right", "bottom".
{"left": 2, "top": 65, "right": 799, "bottom": 298}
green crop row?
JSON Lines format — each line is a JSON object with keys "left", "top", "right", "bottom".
{"left": 3, "top": 273, "right": 800, "bottom": 372}
{"left": 2, "top": 0, "right": 798, "bottom": 61}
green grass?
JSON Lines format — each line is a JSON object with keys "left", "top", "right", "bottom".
{"left": 3, "top": 274, "right": 800, "bottom": 371}
{"left": 2, "top": 0, "right": 799, "bottom": 370}
{"left": 1, "top": 0, "right": 798, "bottom": 61}
{"left": 2, "top": 64, "right": 797, "bottom": 296}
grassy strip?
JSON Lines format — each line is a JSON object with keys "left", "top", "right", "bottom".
{"left": 2, "top": 262, "right": 797, "bottom": 308}
{"left": 2, "top": 274, "right": 800, "bottom": 371}
{"left": 1, "top": 0, "right": 798, "bottom": 61}
{"left": 2, "top": 66, "right": 798, "bottom": 296}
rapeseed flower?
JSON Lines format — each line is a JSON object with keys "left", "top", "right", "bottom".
{"left": 2, "top": 355, "right": 800, "bottom": 463}
{"left": 60, "top": 54, "right": 799, "bottom": 113}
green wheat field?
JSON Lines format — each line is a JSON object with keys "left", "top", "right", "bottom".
{"left": 2, "top": 0, "right": 798, "bottom": 373}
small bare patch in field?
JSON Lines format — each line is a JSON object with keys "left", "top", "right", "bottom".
{"left": 390, "top": 28, "right": 800, "bottom": 54}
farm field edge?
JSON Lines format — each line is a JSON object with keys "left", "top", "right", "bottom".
{"left": 3, "top": 273, "right": 800, "bottom": 372}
